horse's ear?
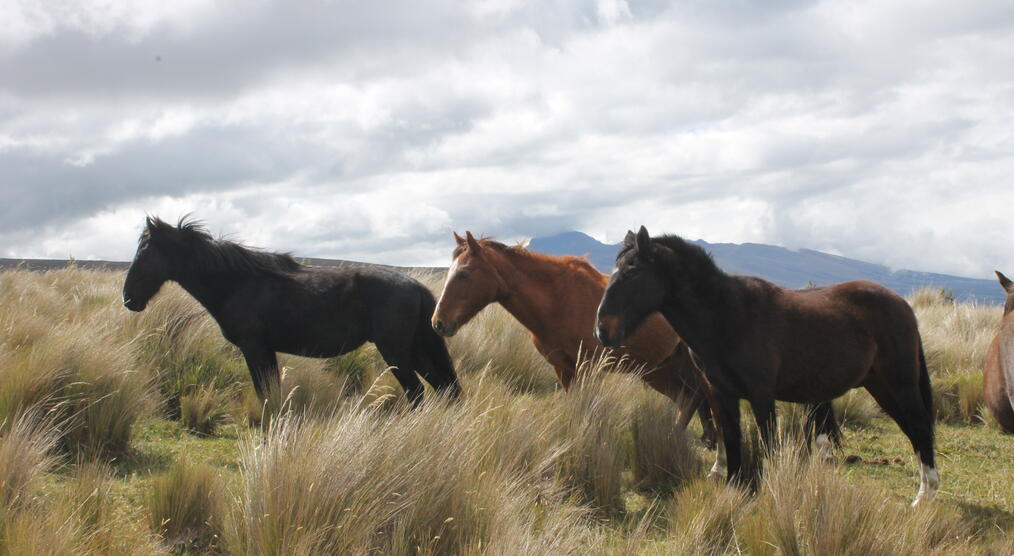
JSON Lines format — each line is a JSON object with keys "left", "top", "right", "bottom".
{"left": 623, "top": 230, "right": 636, "bottom": 246}
{"left": 465, "top": 231, "right": 482, "bottom": 254}
{"left": 996, "top": 271, "right": 1014, "bottom": 294}
{"left": 635, "top": 225, "right": 652, "bottom": 256}
{"left": 453, "top": 232, "right": 465, "bottom": 246}
{"left": 145, "top": 216, "right": 157, "bottom": 232}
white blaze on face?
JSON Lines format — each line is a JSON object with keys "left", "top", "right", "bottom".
{"left": 434, "top": 256, "right": 460, "bottom": 316}
{"left": 912, "top": 456, "right": 940, "bottom": 507}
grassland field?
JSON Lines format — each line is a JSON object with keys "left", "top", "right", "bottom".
{"left": 0, "top": 267, "right": 1011, "bottom": 555}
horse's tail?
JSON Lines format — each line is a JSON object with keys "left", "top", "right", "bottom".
{"left": 918, "top": 342, "right": 934, "bottom": 430}
{"left": 414, "top": 289, "right": 462, "bottom": 399}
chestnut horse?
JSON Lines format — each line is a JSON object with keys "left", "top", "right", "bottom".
{"left": 983, "top": 271, "right": 1014, "bottom": 433}
{"left": 431, "top": 232, "right": 717, "bottom": 442}
{"left": 597, "top": 227, "right": 938, "bottom": 506}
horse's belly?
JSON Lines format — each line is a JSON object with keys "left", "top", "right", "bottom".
{"left": 273, "top": 330, "right": 368, "bottom": 359}
{"left": 774, "top": 358, "right": 867, "bottom": 403}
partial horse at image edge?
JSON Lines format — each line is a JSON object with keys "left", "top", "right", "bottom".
{"left": 983, "top": 271, "right": 1014, "bottom": 433}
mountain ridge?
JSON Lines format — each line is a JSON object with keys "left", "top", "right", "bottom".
{"left": 527, "top": 231, "right": 1004, "bottom": 305}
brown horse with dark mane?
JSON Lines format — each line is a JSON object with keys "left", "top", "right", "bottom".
{"left": 431, "top": 231, "right": 717, "bottom": 443}
{"left": 983, "top": 271, "right": 1014, "bottom": 434}
{"left": 597, "top": 227, "right": 939, "bottom": 506}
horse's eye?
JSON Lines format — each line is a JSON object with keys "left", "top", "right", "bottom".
{"left": 456, "top": 271, "right": 470, "bottom": 280}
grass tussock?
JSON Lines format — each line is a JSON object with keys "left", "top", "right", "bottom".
{"left": 0, "top": 327, "right": 154, "bottom": 459}
{"left": 225, "top": 390, "right": 596, "bottom": 555}
{"left": 0, "top": 412, "right": 58, "bottom": 515}
{"left": 666, "top": 479, "right": 753, "bottom": 554}
{"left": 739, "top": 443, "right": 972, "bottom": 555}
{"left": 147, "top": 461, "right": 224, "bottom": 552}
{"left": 911, "top": 287, "right": 999, "bottom": 379}
{"left": 630, "top": 389, "right": 702, "bottom": 492}
{"left": 180, "top": 383, "right": 235, "bottom": 436}
{"left": 832, "top": 388, "right": 881, "bottom": 429}
{"left": 933, "top": 372, "right": 987, "bottom": 425}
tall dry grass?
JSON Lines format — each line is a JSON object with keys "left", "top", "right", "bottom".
{"left": 146, "top": 461, "right": 225, "bottom": 552}
{"left": 0, "top": 269, "right": 156, "bottom": 458}
{"left": 1, "top": 269, "right": 1010, "bottom": 554}
{"left": 0, "top": 412, "right": 161, "bottom": 555}
{"left": 123, "top": 283, "right": 247, "bottom": 417}
{"left": 910, "top": 287, "right": 1000, "bottom": 424}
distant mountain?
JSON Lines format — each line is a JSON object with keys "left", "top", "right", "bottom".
{"left": 528, "top": 231, "right": 1005, "bottom": 305}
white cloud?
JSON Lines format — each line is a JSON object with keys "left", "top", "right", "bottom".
{"left": 2, "top": 0, "right": 1014, "bottom": 278}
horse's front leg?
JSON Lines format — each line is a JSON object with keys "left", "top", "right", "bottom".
{"left": 709, "top": 390, "right": 742, "bottom": 481}
{"left": 748, "top": 393, "right": 777, "bottom": 452}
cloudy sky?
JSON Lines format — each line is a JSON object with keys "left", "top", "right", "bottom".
{"left": 2, "top": 0, "right": 1013, "bottom": 277}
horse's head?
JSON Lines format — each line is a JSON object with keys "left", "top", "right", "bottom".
{"left": 122, "top": 216, "right": 181, "bottom": 311}
{"left": 596, "top": 226, "right": 668, "bottom": 348}
{"left": 432, "top": 231, "right": 505, "bottom": 337}
{"left": 996, "top": 271, "right": 1014, "bottom": 317}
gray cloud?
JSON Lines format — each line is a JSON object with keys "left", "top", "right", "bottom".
{"left": 2, "top": 0, "right": 1013, "bottom": 277}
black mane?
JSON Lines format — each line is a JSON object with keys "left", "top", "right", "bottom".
{"left": 150, "top": 216, "right": 302, "bottom": 276}
{"left": 617, "top": 233, "right": 723, "bottom": 279}
{"left": 653, "top": 234, "right": 722, "bottom": 274}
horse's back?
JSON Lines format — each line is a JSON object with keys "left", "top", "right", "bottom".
{"left": 256, "top": 266, "right": 432, "bottom": 356}
{"left": 766, "top": 280, "right": 920, "bottom": 400}
{"left": 787, "top": 280, "right": 917, "bottom": 331}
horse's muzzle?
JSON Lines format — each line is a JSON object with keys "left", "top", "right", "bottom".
{"left": 432, "top": 318, "right": 458, "bottom": 337}
{"left": 123, "top": 297, "right": 145, "bottom": 312}
{"left": 595, "top": 316, "right": 622, "bottom": 348}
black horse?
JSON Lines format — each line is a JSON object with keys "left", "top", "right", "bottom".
{"left": 596, "top": 226, "right": 938, "bottom": 506}
{"left": 122, "top": 216, "right": 461, "bottom": 406}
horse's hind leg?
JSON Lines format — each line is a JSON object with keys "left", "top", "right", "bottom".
{"left": 864, "top": 378, "right": 938, "bottom": 506}
{"left": 411, "top": 325, "right": 461, "bottom": 400}
{"left": 376, "top": 342, "right": 425, "bottom": 407}
{"left": 240, "top": 346, "right": 280, "bottom": 401}
{"left": 412, "top": 343, "right": 461, "bottom": 400}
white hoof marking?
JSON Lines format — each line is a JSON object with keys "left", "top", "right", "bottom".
{"left": 708, "top": 443, "right": 727, "bottom": 479}
{"left": 912, "top": 461, "right": 940, "bottom": 507}
{"left": 815, "top": 433, "right": 834, "bottom": 463}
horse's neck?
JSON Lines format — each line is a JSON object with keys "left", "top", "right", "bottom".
{"left": 660, "top": 269, "right": 739, "bottom": 364}
{"left": 492, "top": 252, "right": 589, "bottom": 343}
{"left": 172, "top": 263, "right": 241, "bottom": 318}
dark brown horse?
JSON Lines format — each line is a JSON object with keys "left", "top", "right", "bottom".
{"left": 596, "top": 227, "right": 938, "bottom": 506}
{"left": 983, "top": 271, "right": 1014, "bottom": 433}
{"left": 431, "top": 232, "right": 717, "bottom": 443}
